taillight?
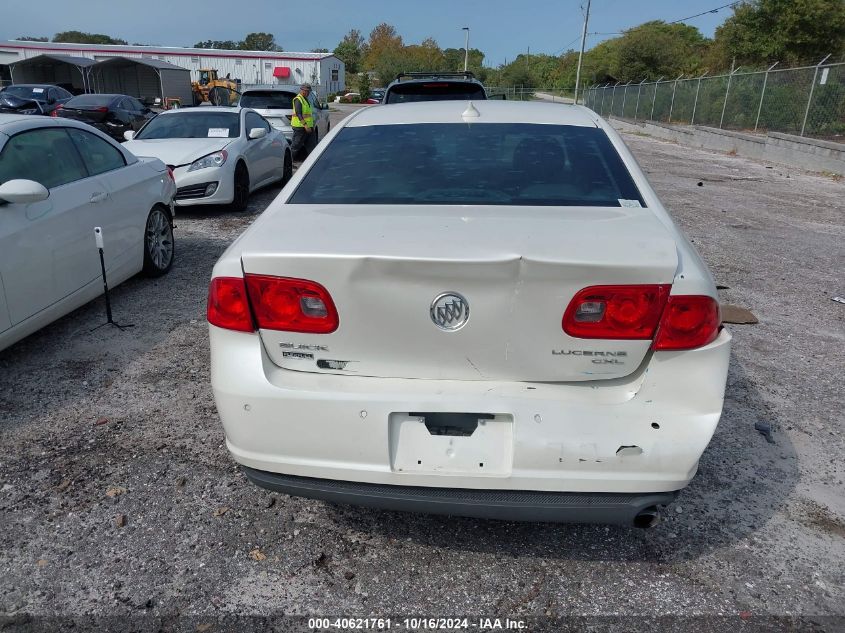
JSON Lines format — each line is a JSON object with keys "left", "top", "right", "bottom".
{"left": 207, "top": 277, "right": 254, "bottom": 332}
{"left": 96, "top": 106, "right": 109, "bottom": 112}
{"left": 563, "top": 285, "right": 670, "bottom": 339}
{"left": 166, "top": 166, "right": 175, "bottom": 182}
{"left": 653, "top": 295, "right": 720, "bottom": 351}
{"left": 50, "top": 104, "right": 63, "bottom": 117}
{"left": 244, "top": 274, "right": 338, "bottom": 333}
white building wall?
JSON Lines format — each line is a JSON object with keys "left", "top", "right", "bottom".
{"left": 0, "top": 42, "right": 342, "bottom": 95}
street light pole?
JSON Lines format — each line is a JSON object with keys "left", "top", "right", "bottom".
{"left": 462, "top": 27, "right": 470, "bottom": 71}
{"left": 574, "top": 0, "right": 591, "bottom": 104}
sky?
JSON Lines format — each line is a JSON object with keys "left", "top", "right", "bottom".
{"left": 3, "top": 0, "right": 736, "bottom": 65}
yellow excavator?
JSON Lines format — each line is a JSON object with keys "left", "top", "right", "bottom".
{"left": 192, "top": 69, "right": 239, "bottom": 105}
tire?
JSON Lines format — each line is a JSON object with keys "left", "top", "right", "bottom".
{"left": 230, "top": 162, "right": 250, "bottom": 212}
{"left": 282, "top": 150, "right": 293, "bottom": 185}
{"left": 142, "top": 206, "right": 174, "bottom": 277}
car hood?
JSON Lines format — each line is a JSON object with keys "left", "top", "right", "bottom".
{"left": 123, "top": 137, "right": 234, "bottom": 168}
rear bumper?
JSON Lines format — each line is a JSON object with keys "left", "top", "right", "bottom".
{"left": 212, "top": 326, "right": 731, "bottom": 498}
{"left": 244, "top": 467, "right": 677, "bottom": 523}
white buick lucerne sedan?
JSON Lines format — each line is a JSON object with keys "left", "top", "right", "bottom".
{"left": 123, "top": 107, "right": 292, "bottom": 212}
{"left": 207, "top": 101, "right": 731, "bottom": 527}
{"left": 0, "top": 113, "right": 175, "bottom": 353}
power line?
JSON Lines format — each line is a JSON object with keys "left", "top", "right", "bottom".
{"left": 552, "top": 34, "right": 584, "bottom": 56}
{"left": 589, "top": 0, "right": 742, "bottom": 37}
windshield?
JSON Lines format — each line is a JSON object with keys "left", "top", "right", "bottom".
{"left": 2, "top": 86, "right": 49, "bottom": 102}
{"left": 136, "top": 112, "right": 241, "bottom": 139}
{"left": 240, "top": 91, "right": 297, "bottom": 109}
{"left": 289, "top": 123, "right": 645, "bottom": 207}
{"left": 385, "top": 83, "right": 487, "bottom": 104}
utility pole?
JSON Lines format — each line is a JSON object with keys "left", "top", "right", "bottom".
{"left": 462, "top": 27, "right": 470, "bottom": 71}
{"left": 574, "top": 0, "right": 591, "bottom": 104}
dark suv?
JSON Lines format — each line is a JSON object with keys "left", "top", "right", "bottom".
{"left": 382, "top": 72, "right": 487, "bottom": 104}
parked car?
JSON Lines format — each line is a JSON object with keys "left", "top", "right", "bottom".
{"left": 0, "top": 84, "right": 74, "bottom": 116}
{"left": 206, "top": 101, "right": 731, "bottom": 527}
{"left": 0, "top": 113, "right": 176, "bottom": 352}
{"left": 123, "top": 107, "right": 291, "bottom": 212}
{"left": 363, "top": 90, "right": 385, "bottom": 105}
{"left": 338, "top": 92, "right": 360, "bottom": 103}
{"left": 56, "top": 94, "right": 155, "bottom": 142}
{"left": 237, "top": 87, "right": 330, "bottom": 144}
{"left": 383, "top": 72, "right": 487, "bottom": 104}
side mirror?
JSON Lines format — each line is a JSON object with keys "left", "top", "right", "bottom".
{"left": 0, "top": 179, "right": 49, "bottom": 204}
{"left": 123, "top": 130, "right": 135, "bottom": 141}
{"left": 248, "top": 127, "right": 267, "bottom": 140}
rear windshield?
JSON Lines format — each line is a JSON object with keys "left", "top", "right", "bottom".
{"left": 384, "top": 82, "right": 487, "bottom": 104}
{"left": 289, "top": 123, "right": 645, "bottom": 207}
{"left": 135, "top": 112, "right": 241, "bottom": 139}
{"left": 66, "top": 94, "right": 115, "bottom": 107}
{"left": 239, "top": 91, "right": 297, "bottom": 109}
{"left": 2, "top": 86, "right": 49, "bottom": 101}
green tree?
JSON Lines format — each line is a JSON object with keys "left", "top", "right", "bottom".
{"left": 443, "top": 47, "right": 485, "bottom": 73}
{"left": 580, "top": 38, "right": 622, "bottom": 85}
{"left": 15, "top": 36, "right": 48, "bottom": 42}
{"left": 240, "top": 32, "right": 281, "bottom": 52}
{"left": 364, "top": 22, "right": 404, "bottom": 82}
{"left": 311, "top": 48, "right": 329, "bottom": 53}
{"left": 53, "top": 31, "right": 127, "bottom": 45}
{"left": 615, "top": 21, "right": 708, "bottom": 81}
{"left": 710, "top": 0, "right": 845, "bottom": 67}
{"left": 401, "top": 37, "right": 446, "bottom": 72}
{"left": 194, "top": 40, "right": 240, "bottom": 50}
{"left": 333, "top": 29, "right": 366, "bottom": 74}
{"left": 358, "top": 71, "right": 371, "bottom": 100}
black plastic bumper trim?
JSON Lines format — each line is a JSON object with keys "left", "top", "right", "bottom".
{"left": 242, "top": 467, "right": 678, "bottom": 524}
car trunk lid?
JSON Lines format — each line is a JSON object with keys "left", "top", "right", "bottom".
{"left": 241, "top": 205, "right": 679, "bottom": 382}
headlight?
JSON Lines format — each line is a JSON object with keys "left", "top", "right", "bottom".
{"left": 188, "top": 149, "right": 228, "bottom": 172}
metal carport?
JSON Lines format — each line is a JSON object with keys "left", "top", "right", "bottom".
{"left": 8, "top": 54, "right": 95, "bottom": 93}
{"left": 90, "top": 57, "right": 193, "bottom": 107}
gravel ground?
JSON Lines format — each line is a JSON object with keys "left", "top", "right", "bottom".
{"left": 1, "top": 105, "right": 843, "bottom": 631}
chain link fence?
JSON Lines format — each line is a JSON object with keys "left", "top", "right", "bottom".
{"left": 583, "top": 60, "right": 845, "bottom": 140}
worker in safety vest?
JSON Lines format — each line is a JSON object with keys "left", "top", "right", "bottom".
{"left": 290, "top": 83, "right": 316, "bottom": 161}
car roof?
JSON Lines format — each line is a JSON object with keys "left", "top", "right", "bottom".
{"left": 344, "top": 100, "right": 600, "bottom": 128}
{"left": 387, "top": 72, "right": 483, "bottom": 86}
{"left": 0, "top": 115, "right": 139, "bottom": 163}
{"left": 0, "top": 113, "right": 34, "bottom": 129}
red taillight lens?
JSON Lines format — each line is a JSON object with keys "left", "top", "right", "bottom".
{"left": 653, "top": 295, "right": 720, "bottom": 351}
{"left": 563, "top": 285, "right": 670, "bottom": 339}
{"left": 50, "top": 104, "right": 63, "bottom": 117}
{"left": 244, "top": 274, "right": 338, "bottom": 333}
{"left": 207, "top": 277, "right": 255, "bottom": 332}
{"left": 96, "top": 106, "right": 109, "bottom": 112}
{"left": 166, "top": 166, "right": 175, "bottom": 182}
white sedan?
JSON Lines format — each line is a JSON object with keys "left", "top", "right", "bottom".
{"left": 207, "top": 101, "right": 731, "bottom": 527}
{"left": 124, "top": 107, "right": 292, "bottom": 212}
{"left": 0, "top": 113, "right": 176, "bottom": 352}
{"left": 238, "top": 87, "right": 331, "bottom": 145}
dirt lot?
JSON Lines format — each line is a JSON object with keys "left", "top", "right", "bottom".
{"left": 1, "top": 105, "right": 843, "bottom": 631}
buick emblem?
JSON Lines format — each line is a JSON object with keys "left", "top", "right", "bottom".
{"left": 430, "top": 292, "right": 469, "bottom": 331}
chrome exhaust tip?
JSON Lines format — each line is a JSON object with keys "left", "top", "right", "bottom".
{"left": 633, "top": 506, "right": 661, "bottom": 529}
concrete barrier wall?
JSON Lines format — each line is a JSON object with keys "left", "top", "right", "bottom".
{"left": 608, "top": 117, "right": 844, "bottom": 176}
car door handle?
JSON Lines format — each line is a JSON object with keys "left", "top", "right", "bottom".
{"left": 90, "top": 192, "right": 108, "bottom": 203}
